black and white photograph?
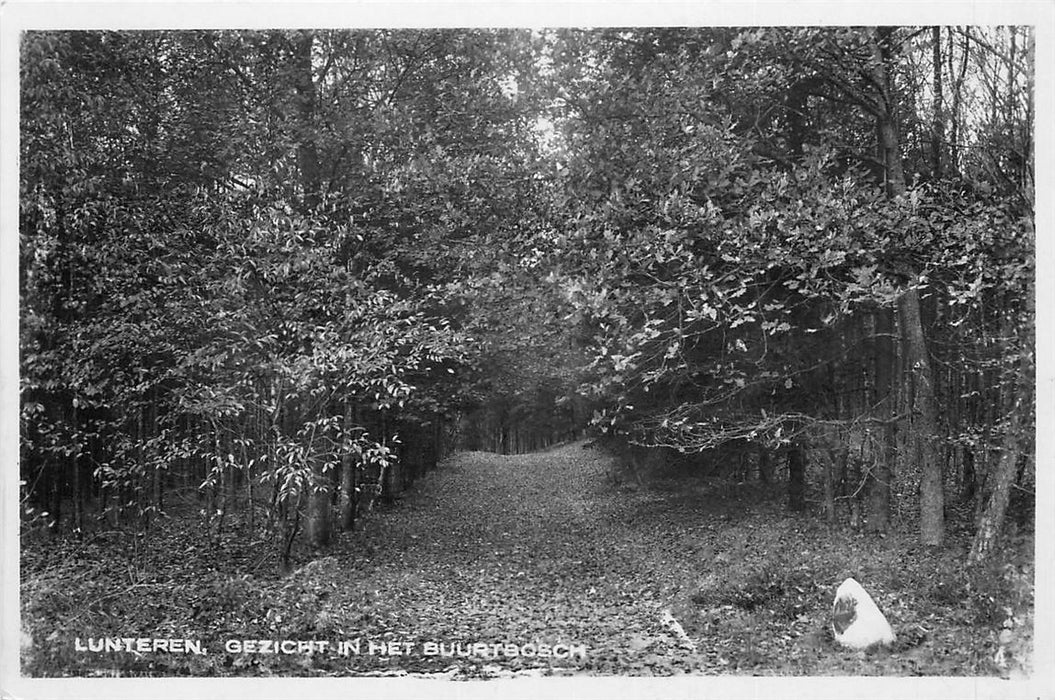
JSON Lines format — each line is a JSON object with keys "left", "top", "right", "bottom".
{"left": 1, "top": 2, "right": 1051, "bottom": 698}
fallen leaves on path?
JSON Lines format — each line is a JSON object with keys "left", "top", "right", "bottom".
{"left": 21, "top": 441, "right": 1033, "bottom": 678}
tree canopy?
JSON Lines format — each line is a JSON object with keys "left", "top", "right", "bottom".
{"left": 19, "top": 26, "right": 1034, "bottom": 564}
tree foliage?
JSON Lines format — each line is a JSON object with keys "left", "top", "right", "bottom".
{"left": 19, "top": 26, "right": 1034, "bottom": 563}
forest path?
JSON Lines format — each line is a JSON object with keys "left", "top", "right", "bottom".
{"left": 313, "top": 441, "right": 719, "bottom": 677}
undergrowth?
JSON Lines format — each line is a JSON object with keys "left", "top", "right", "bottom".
{"left": 20, "top": 444, "right": 1034, "bottom": 678}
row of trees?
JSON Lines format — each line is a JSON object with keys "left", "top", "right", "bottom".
{"left": 20, "top": 26, "right": 1034, "bottom": 568}
{"left": 539, "top": 27, "right": 1033, "bottom": 561}
{"left": 19, "top": 30, "right": 563, "bottom": 570}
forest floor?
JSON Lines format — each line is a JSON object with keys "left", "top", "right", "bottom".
{"left": 21, "top": 441, "right": 1034, "bottom": 679}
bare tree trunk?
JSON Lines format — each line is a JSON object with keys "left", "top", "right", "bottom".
{"left": 289, "top": 29, "right": 330, "bottom": 548}
{"left": 948, "top": 28, "right": 971, "bottom": 173}
{"left": 898, "top": 288, "right": 945, "bottom": 546}
{"left": 47, "top": 465, "right": 61, "bottom": 536}
{"left": 787, "top": 445, "right": 806, "bottom": 512}
{"left": 154, "top": 391, "right": 163, "bottom": 516}
{"left": 304, "top": 405, "right": 332, "bottom": 549}
{"left": 969, "top": 350, "right": 1033, "bottom": 564}
{"left": 339, "top": 455, "right": 358, "bottom": 530}
{"left": 867, "top": 307, "right": 895, "bottom": 533}
{"left": 71, "top": 399, "right": 83, "bottom": 534}
{"left": 872, "top": 27, "right": 945, "bottom": 546}
{"left": 246, "top": 445, "right": 255, "bottom": 536}
{"left": 339, "top": 404, "right": 359, "bottom": 531}
{"left": 279, "top": 498, "right": 301, "bottom": 577}
{"left": 758, "top": 446, "right": 771, "bottom": 483}
{"left": 822, "top": 448, "right": 839, "bottom": 523}
{"left": 137, "top": 403, "right": 146, "bottom": 528}
{"left": 290, "top": 30, "right": 321, "bottom": 210}
{"left": 307, "top": 457, "right": 332, "bottom": 549}
{"left": 931, "top": 27, "right": 944, "bottom": 178}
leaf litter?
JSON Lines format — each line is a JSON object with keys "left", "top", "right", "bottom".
{"left": 21, "top": 442, "right": 1033, "bottom": 678}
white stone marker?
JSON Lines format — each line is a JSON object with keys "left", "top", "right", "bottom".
{"left": 831, "top": 577, "right": 897, "bottom": 649}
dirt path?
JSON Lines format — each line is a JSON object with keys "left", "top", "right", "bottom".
{"left": 25, "top": 438, "right": 1024, "bottom": 678}
{"left": 309, "top": 442, "right": 714, "bottom": 677}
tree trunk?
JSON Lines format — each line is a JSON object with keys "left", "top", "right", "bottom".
{"left": 758, "top": 446, "right": 771, "bottom": 483}
{"left": 247, "top": 443, "right": 255, "bottom": 536}
{"left": 339, "top": 453, "right": 358, "bottom": 531}
{"left": 150, "top": 396, "right": 162, "bottom": 526}
{"left": 71, "top": 399, "right": 83, "bottom": 534}
{"left": 279, "top": 498, "right": 300, "bottom": 577}
{"left": 307, "top": 458, "right": 332, "bottom": 549}
{"left": 867, "top": 307, "right": 895, "bottom": 533}
{"left": 45, "top": 463, "right": 60, "bottom": 536}
{"left": 339, "top": 405, "right": 359, "bottom": 531}
{"left": 968, "top": 351, "right": 1033, "bottom": 565}
{"left": 948, "top": 28, "right": 971, "bottom": 173}
{"left": 930, "top": 27, "right": 943, "bottom": 178}
{"left": 303, "top": 404, "right": 331, "bottom": 549}
{"left": 787, "top": 445, "right": 806, "bottom": 512}
{"left": 898, "top": 288, "right": 945, "bottom": 546}
{"left": 137, "top": 403, "right": 146, "bottom": 527}
{"left": 872, "top": 26, "right": 945, "bottom": 546}
{"left": 290, "top": 31, "right": 322, "bottom": 210}
{"left": 962, "top": 447, "right": 976, "bottom": 502}
{"left": 287, "top": 29, "right": 327, "bottom": 547}
{"left": 822, "top": 448, "right": 838, "bottom": 523}
{"left": 871, "top": 28, "right": 908, "bottom": 199}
